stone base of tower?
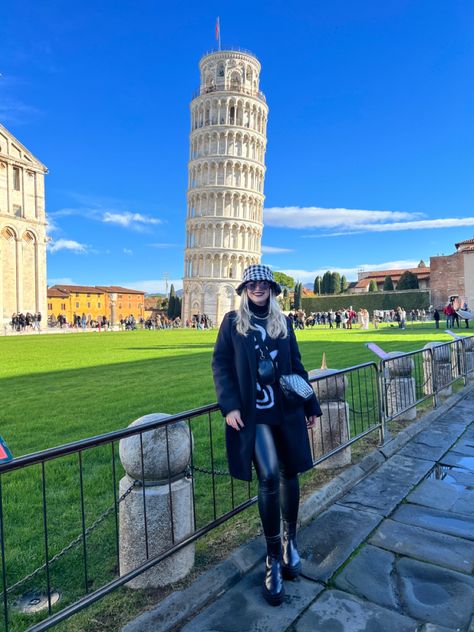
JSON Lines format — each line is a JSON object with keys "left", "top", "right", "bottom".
{"left": 182, "top": 279, "right": 241, "bottom": 328}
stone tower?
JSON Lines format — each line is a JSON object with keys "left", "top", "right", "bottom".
{"left": 182, "top": 49, "right": 269, "bottom": 326}
{"left": 0, "top": 124, "right": 48, "bottom": 325}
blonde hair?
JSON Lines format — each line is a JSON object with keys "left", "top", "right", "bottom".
{"left": 235, "top": 289, "right": 288, "bottom": 339}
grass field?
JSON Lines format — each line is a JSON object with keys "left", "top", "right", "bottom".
{"left": 0, "top": 323, "right": 467, "bottom": 632}
{"left": 0, "top": 323, "right": 458, "bottom": 457}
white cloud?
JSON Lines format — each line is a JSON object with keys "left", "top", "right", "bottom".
{"left": 123, "top": 248, "right": 133, "bottom": 255}
{"left": 102, "top": 211, "right": 162, "bottom": 230}
{"left": 261, "top": 245, "right": 294, "bottom": 254}
{"left": 120, "top": 279, "right": 183, "bottom": 294}
{"left": 264, "top": 206, "right": 419, "bottom": 229}
{"left": 321, "top": 217, "right": 474, "bottom": 236}
{"left": 281, "top": 260, "right": 421, "bottom": 283}
{"left": 264, "top": 206, "right": 474, "bottom": 236}
{"left": 47, "top": 239, "right": 88, "bottom": 254}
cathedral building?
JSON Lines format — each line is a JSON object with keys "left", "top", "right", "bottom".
{"left": 182, "top": 49, "right": 268, "bottom": 326}
{"left": 0, "top": 124, "right": 48, "bottom": 325}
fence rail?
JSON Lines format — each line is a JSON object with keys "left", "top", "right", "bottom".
{"left": 1, "top": 335, "right": 473, "bottom": 631}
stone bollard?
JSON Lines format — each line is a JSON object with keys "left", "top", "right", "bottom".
{"left": 382, "top": 351, "right": 417, "bottom": 422}
{"left": 423, "top": 342, "right": 452, "bottom": 397}
{"left": 308, "top": 369, "right": 351, "bottom": 469}
{"left": 119, "top": 413, "right": 194, "bottom": 589}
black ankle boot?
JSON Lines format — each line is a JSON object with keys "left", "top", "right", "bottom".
{"left": 262, "top": 535, "right": 284, "bottom": 606}
{"left": 281, "top": 521, "right": 301, "bottom": 579}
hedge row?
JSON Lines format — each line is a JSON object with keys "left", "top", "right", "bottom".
{"left": 301, "top": 290, "right": 431, "bottom": 313}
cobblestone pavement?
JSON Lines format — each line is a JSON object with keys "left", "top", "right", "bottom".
{"left": 126, "top": 389, "right": 474, "bottom": 632}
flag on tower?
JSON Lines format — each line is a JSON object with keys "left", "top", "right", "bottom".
{"left": 215, "top": 17, "right": 221, "bottom": 50}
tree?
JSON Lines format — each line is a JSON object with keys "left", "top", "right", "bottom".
{"left": 273, "top": 271, "right": 295, "bottom": 289}
{"left": 321, "top": 271, "right": 332, "bottom": 294}
{"left": 167, "top": 284, "right": 177, "bottom": 318}
{"left": 368, "top": 279, "right": 378, "bottom": 292}
{"left": 330, "top": 272, "right": 341, "bottom": 294}
{"left": 293, "top": 282, "right": 302, "bottom": 309}
{"left": 313, "top": 275, "right": 322, "bottom": 295}
{"left": 397, "top": 271, "right": 419, "bottom": 290}
{"left": 340, "top": 275, "right": 348, "bottom": 293}
{"left": 383, "top": 275, "right": 394, "bottom": 291}
{"left": 281, "top": 287, "right": 290, "bottom": 310}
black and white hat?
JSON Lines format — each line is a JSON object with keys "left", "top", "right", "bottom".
{"left": 236, "top": 264, "right": 281, "bottom": 296}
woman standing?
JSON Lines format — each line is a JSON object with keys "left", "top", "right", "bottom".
{"left": 212, "top": 265, "right": 322, "bottom": 606}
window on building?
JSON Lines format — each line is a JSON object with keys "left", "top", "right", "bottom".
{"left": 118, "top": 294, "right": 122, "bottom": 299}
{"left": 61, "top": 303, "right": 66, "bottom": 310}
{"left": 86, "top": 302, "right": 90, "bottom": 308}
{"left": 128, "top": 295, "right": 131, "bottom": 299}
{"left": 13, "top": 167, "right": 20, "bottom": 191}
{"left": 86, "top": 293, "right": 90, "bottom": 298}
{"left": 119, "top": 304, "right": 122, "bottom": 309}
{"left": 98, "top": 302, "right": 101, "bottom": 308}
{"left": 48, "top": 303, "right": 52, "bottom": 310}
{"left": 76, "top": 302, "right": 79, "bottom": 308}
{"left": 129, "top": 303, "right": 131, "bottom": 309}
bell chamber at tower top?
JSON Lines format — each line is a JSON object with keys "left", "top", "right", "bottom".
{"left": 193, "top": 50, "right": 266, "bottom": 103}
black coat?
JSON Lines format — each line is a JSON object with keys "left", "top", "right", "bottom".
{"left": 212, "top": 311, "right": 322, "bottom": 481}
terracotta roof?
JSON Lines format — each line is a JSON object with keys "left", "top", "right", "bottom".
{"left": 51, "top": 284, "right": 104, "bottom": 294}
{"left": 47, "top": 287, "right": 70, "bottom": 298}
{"left": 95, "top": 285, "right": 145, "bottom": 295}
{"left": 456, "top": 237, "right": 474, "bottom": 250}
{"left": 354, "top": 279, "right": 372, "bottom": 289}
{"left": 359, "top": 267, "right": 430, "bottom": 281}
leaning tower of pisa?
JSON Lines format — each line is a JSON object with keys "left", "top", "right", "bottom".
{"left": 182, "top": 49, "right": 269, "bottom": 326}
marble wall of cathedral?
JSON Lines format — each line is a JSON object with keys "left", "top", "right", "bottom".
{"left": 0, "top": 124, "right": 48, "bottom": 325}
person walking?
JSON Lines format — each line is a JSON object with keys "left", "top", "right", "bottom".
{"left": 433, "top": 309, "right": 440, "bottom": 329}
{"left": 212, "top": 265, "right": 322, "bottom": 606}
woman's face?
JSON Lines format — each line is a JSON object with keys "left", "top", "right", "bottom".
{"left": 246, "top": 281, "right": 270, "bottom": 306}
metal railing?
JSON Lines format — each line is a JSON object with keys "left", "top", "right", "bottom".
{"left": 192, "top": 85, "right": 266, "bottom": 102}
{"left": 1, "top": 335, "right": 473, "bottom": 631}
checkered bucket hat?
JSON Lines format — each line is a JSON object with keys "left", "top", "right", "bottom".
{"left": 236, "top": 264, "right": 282, "bottom": 296}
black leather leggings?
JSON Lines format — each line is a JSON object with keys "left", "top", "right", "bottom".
{"left": 253, "top": 424, "right": 300, "bottom": 538}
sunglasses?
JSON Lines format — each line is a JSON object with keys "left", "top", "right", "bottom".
{"left": 246, "top": 281, "right": 270, "bottom": 291}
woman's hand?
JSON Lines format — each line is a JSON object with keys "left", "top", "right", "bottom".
{"left": 306, "top": 415, "right": 318, "bottom": 429}
{"left": 225, "top": 409, "right": 244, "bottom": 431}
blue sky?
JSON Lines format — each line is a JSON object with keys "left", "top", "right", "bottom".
{"left": 1, "top": 0, "right": 473, "bottom": 292}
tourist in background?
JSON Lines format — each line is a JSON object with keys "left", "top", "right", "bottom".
{"left": 212, "top": 265, "right": 322, "bottom": 606}
{"left": 433, "top": 309, "right": 440, "bottom": 328}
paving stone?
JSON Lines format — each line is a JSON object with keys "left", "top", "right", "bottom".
{"left": 335, "top": 544, "right": 474, "bottom": 629}
{"left": 179, "top": 568, "right": 323, "bottom": 632}
{"left": 408, "top": 478, "right": 474, "bottom": 516}
{"left": 397, "top": 428, "right": 465, "bottom": 461}
{"left": 338, "top": 454, "right": 434, "bottom": 515}
{"left": 294, "top": 589, "right": 417, "bottom": 632}
{"left": 334, "top": 545, "right": 399, "bottom": 610}
{"left": 393, "top": 503, "right": 474, "bottom": 541}
{"left": 369, "top": 519, "right": 474, "bottom": 574}
{"left": 297, "top": 505, "right": 383, "bottom": 582}
{"left": 440, "top": 452, "right": 474, "bottom": 471}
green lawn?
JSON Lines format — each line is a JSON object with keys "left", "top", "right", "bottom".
{"left": 0, "top": 323, "right": 467, "bottom": 632}
{"left": 0, "top": 323, "right": 458, "bottom": 456}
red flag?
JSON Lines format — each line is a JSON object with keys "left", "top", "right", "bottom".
{"left": 215, "top": 17, "right": 220, "bottom": 43}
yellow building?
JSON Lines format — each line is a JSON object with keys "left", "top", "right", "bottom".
{"left": 47, "top": 285, "right": 145, "bottom": 325}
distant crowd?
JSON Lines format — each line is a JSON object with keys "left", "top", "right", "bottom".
{"left": 10, "top": 312, "right": 42, "bottom": 332}
{"left": 287, "top": 307, "right": 430, "bottom": 331}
